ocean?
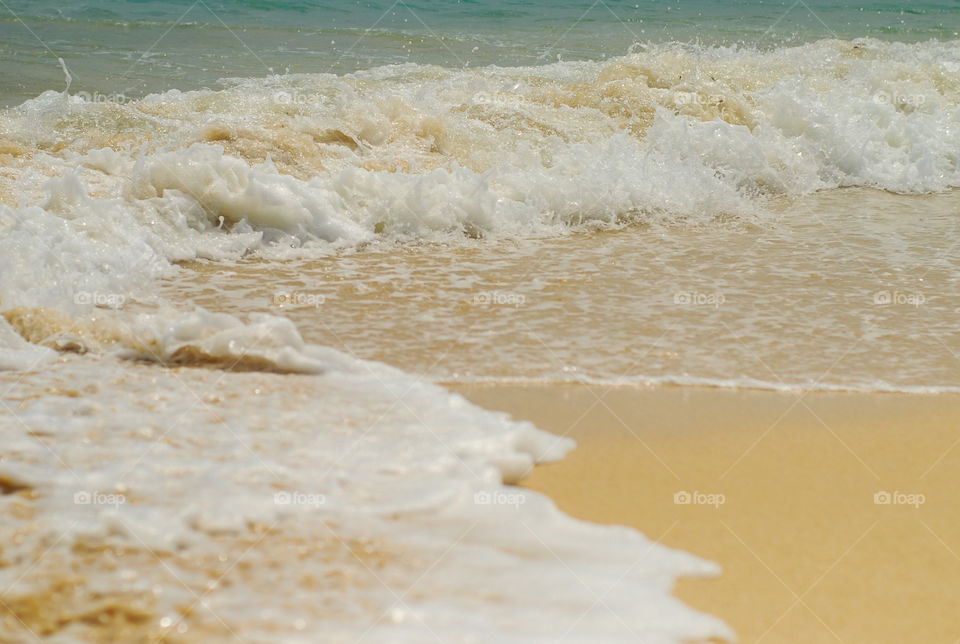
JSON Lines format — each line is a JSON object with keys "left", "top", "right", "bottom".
{"left": 1, "top": 1, "right": 959, "bottom": 641}
{"left": 2, "top": 0, "right": 959, "bottom": 104}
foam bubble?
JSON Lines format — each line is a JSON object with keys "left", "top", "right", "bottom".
{"left": 0, "top": 355, "right": 731, "bottom": 642}
{"left": 4, "top": 39, "right": 959, "bottom": 274}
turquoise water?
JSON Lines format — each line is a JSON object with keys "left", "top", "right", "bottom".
{"left": 1, "top": 0, "right": 958, "bottom": 104}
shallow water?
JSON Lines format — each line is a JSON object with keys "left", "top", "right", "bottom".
{"left": 157, "top": 188, "right": 960, "bottom": 392}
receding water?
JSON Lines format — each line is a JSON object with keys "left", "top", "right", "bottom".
{"left": 157, "top": 188, "right": 960, "bottom": 392}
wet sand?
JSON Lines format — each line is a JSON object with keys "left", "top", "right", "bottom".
{"left": 452, "top": 384, "right": 960, "bottom": 644}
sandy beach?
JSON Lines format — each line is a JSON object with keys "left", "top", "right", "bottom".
{"left": 454, "top": 384, "right": 960, "bottom": 644}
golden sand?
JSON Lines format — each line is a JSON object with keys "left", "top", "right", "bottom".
{"left": 453, "top": 384, "right": 960, "bottom": 644}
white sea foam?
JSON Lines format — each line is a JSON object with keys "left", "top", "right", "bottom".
{"left": 452, "top": 373, "right": 960, "bottom": 395}
{"left": 2, "top": 39, "right": 958, "bottom": 264}
{"left": 0, "top": 314, "right": 56, "bottom": 371}
{"left": 129, "top": 144, "right": 372, "bottom": 243}
{"left": 1, "top": 39, "right": 956, "bottom": 313}
{"left": 0, "top": 355, "right": 731, "bottom": 642}
{"left": 2, "top": 40, "right": 959, "bottom": 247}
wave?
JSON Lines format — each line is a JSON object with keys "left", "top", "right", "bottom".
{"left": 2, "top": 38, "right": 960, "bottom": 364}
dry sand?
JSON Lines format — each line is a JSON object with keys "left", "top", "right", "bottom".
{"left": 452, "top": 384, "right": 960, "bottom": 644}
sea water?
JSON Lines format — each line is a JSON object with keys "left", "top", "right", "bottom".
{"left": 2, "top": 0, "right": 959, "bottom": 104}
{"left": 1, "top": 1, "right": 959, "bottom": 641}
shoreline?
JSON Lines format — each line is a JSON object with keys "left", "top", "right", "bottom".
{"left": 451, "top": 383, "right": 960, "bottom": 644}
